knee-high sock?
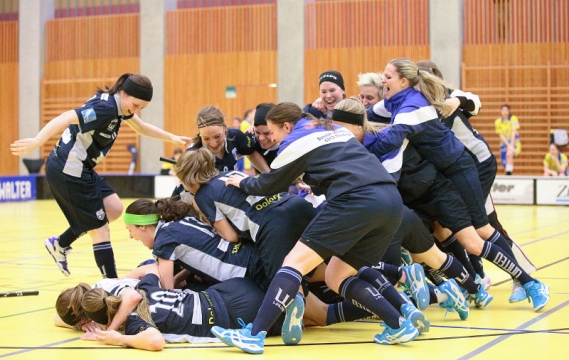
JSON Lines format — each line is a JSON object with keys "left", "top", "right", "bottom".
{"left": 326, "top": 300, "right": 375, "bottom": 325}
{"left": 480, "top": 241, "right": 533, "bottom": 285}
{"left": 59, "top": 228, "right": 81, "bottom": 248}
{"left": 252, "top": 266, "right": 301, "bottom": 335}
{"left": 438, "top": 254, "right": 480, "bottom": 294}
{"left": 439, "top": 234, "right": 477, "bottom": 278}
{"left": 93, "top": 242, "right": 117, "bottom": 278}
{"left": 357, "top": 267, "right": 406, "bottom": 313}
{"left": 339, "top": 277, "right": 403, "bottom": 329}
{"left": 487, "top": 230, "right": 517, "bottom": 264}
{"left": 372, "top": 262, "right": 401, "bottom": 286}
{"left": 468, "top": 254, "right": 486, "bottom": 277}
{"left": 423, "top": 265, "right": 446, "bottom": 286}
{"left": 488, "top": 210, "right": 513, "bottom": 246}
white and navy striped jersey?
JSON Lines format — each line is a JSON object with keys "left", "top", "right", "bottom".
{"left": 441, "top": 108, "right": 493, "bottom": 163}
{"left": 125, "top": 273, "right": 229, "bottom": 344}
{"left": 49, "top": 93, "right": 126, "bottom": 177}
{"left": 93, "top": 277, "right": 140, "bottom": 296}
{"left": 153, "top": 217, "right": 253, "bottom": 284}
{"left": 194, "top": 171, "right": 293, "bottom": 241}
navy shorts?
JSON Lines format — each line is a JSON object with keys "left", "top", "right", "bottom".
{"left": 474, "top": 155, "right": 497, "bottom": 200}
{"left": 301, "top": 183, "right": 404, "bottom": 270}
{"left": 46, "top": 161, "right": 115, "bottom": 234}
{"left": 406, "top": 173, "right": 473, "bottom": 234}
{"left": 213, "top": 277, "right": 283, "bottom": 336}
{"left": 256, "top": 196, "right": 317, "bottom": 281}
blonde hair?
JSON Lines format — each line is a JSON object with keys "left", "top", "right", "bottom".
{"left": 389, "top": 58, "right": 453, "bottom": 117}
{"left": 267, "top": 102, "right": 331, "bottom": 130}
{"left": 175, "top": 148, "right": 219, "bottom": 189}
{"left": 356, "top": 72, "right": 385, "bottom": 100}
{"left": 82, "top": 288, "right": 155, "bottom": 328}
{"left": 334, "top": 97, "right": 377, "bottom": 134}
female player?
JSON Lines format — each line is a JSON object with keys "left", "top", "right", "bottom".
{"left": 210, "top": 102, "right": 419, "bottom": 354}
{"left": 10, "top": 73, "right": 191, "bottom": 278}
{"left": 372, "top": 58, "right": 549, "bottom": 311}
{"left": 252, "top": 102, "right": 280, "bottom": 167}
{"left": 122, "top": 197, "right": 270, "bottom": 290}
{"left": 303, "top": 70, "right": 346, "bottom": 119}
{"left": 495, "top": 104, "right": 521, "bottom": 175}
{"left": 175, "top": 147, "right": 317, "bottom": 283}
{"left": 543, "top": 143, "right": 567, "bottom": 177}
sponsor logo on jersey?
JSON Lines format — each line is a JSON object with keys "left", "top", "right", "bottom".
{"left": 81, "top": 108, "right": 97, "bottom": 123}
{"left": 96, "top": 208, "right": 105, "bottom": 220}
{"left": 99, "top": 132, "right": 111, "bottom": 138}
{"left": 254, "top": 193, "right": 282, "bottom": 210}
{"left": 231, "top": 147, "right": 238, "bottom": 160}
{"left": 107, "top": 119, "right": 118, "bottom": 131}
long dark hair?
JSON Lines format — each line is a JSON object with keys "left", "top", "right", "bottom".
{"left": 97, "top": 73, "right": 152, "bottom": 95}
{"left": 125, "top": 198, "right": 196, "bottom": 223}
{"left": 266, "top": 102, "right": 333, "bottom": 130}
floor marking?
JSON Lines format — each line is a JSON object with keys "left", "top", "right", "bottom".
{"left": 456, "top": 299, "right": 569, "bottom": 359}
{"left": 0, "top": 307, "right": 52, "bottom": 319}
{"left": 0, "top": 338, "right": 78, "bottom": 358}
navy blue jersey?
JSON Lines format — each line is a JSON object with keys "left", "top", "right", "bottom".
{"left": 125, "top": 273, "right": 229, "bottom": 343}
{"left": 188, "top": 128, "right": 257, "bottom": 172}
{"left": 302, "top": 103, "right": 330, "bottom": 119}
{"left": 93, "top": 277, "right": 140, "bottom": 296}
{"left": 153, "top": 217, "right": 253, "bottom": 283}
{"left": 441, "top": 109, "right": 493, "bottom": 164}
{"left": 362, "top": 131, "right": 408, "bottom": 182}
{"left": 374, "top": 89, "right": 466, "bottom": 171}
{"left": 254, "top": 140, "right": 279, "bottom": 167}
{"left": 239, "top": 118, "right": 394, "bottom": 201}
{"left": 50, "top": 93, "right": 125, "bottom": 177}
{"left": 194, "top": 171, "right": 294, "bottom": 241}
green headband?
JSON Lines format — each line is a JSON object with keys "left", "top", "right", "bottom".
{"left": 123, "top": 213, "right": 159, "bottom": 225}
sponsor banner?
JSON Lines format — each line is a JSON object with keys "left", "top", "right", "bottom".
{"left": 0, "top": 176, "right": 37, "bottom": 202}
{"left": 536, "top": 178, "right": 569, "bottom": 205}
{"left": 154, "top": 175, "right": 179, "bottom": 199}
{"left": 491, "top": 177, "right": 534, "bottom": 204}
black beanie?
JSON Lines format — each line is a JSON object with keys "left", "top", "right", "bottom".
{"left": 254, "top": 102, "right": 275, "bottom": 126}
{"left": 319, "top": 70, "right": 345, "bottom": 91}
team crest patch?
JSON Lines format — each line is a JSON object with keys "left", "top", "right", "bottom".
{"left": 96, "top": 209, "right": 105, "bottom": 221}
{"left": 81, "top": 108, "right": 97, "bottom": 123}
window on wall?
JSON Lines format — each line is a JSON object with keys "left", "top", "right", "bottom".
{"left": 54, "top": 0, "right": 140, "bottom": 18}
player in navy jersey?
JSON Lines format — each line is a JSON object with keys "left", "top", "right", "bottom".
{"left": 252, "top": 102, "right": 279, "bottom": 168}
{"left": 175, "top": 148, "right": 317, "bottom": 284}
{"left": 189, "top": 105, "right": 270, "bottom": 173}
{"left": 210, "top": 102, "right": 421, "bottom": 354}
{"left": 10, "top": 73, "right": 191, "bottom": 279}
{"left": 373, "top": 58, "right": 549, "bottom": 311}
{"left": 303, "top": 70, "right": 346, "bottom": 119}
{"left": 122, "top": 198, "right": 270, "bottom": 290}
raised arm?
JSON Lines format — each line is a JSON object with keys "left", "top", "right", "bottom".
{"left": 124, "top": 114, "right": 192, "bottom": 148}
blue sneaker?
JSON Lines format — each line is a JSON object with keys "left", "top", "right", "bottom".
{"left": 281, "top": 293, "right": 304, "bottom": 345}
{"left": 471, "top": 286, "right": 493, "bottom": 308}
{"left": 475, "top": 274, "right": 492, "bottom": 290}
{"left": 509, "top": 280, "right": 528, "bottom": 303}
{"left": 400, "top": 247, "right": 413, "bottom": 266}
{"left": 438, "top": 279, "right": 469, "bottom": 320}
{"left": 523, "top": 280, "right": 550, "bottom": 312}
{"left": 211, "top": 319, "right": 266, "bottom": 354}
{"left": 402, "top": 263, "right": 429, "bottom": 310}
{"left": 44, "top": 236, "right": 71, "bottom": 277}
{"left": 400, "top": 303, "right": 430, "bottom": 334}
{"left": 374, "top": 318, "right": 419, "bottom": 345}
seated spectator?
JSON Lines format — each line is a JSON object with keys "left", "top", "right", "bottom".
{"left": 543, "top": 143, "right": 567, "bottom": 177}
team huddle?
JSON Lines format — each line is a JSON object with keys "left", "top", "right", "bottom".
{"left": 11, "top": 58, "right": 551, "bottom": 353}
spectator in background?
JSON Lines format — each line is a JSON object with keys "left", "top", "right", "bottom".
{"left": 495, "top": 104, "right": 521, "bottom": 175}
{"left": 160, "top": 147, "right": 183, "bottom": 175}
{"left": 232, "top": 116, "right": 242, "bottom": 130}
{"left": 543, "top": 143, "right": 567, "bottom": 177}
{"left": 240, "top": 108, "right": 256, "bottom": 173}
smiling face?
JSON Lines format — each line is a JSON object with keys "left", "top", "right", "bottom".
{"left": 126, "top": 223, "right": 155, "bottom": 250}
{"left": 254, "top": 124, "right": 276, "bottom": 149}
{"left": 119, "top": 91, "right": 149, "bottom": 117}
{"left": 267, "top": 120, "right": 292, "bottom": 143}
{"left": 359, "top": 85, "right": 382, "bottom": 106}
{"left": 199, "top": 125, "right": 227, "bottom": 156}
{"left": 320, "top": 81, "right": 345, "bottom": 111}
{"left": 382, "top": 63, "right": 406, "bottom": 100}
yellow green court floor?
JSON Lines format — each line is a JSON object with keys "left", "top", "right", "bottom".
{"left": 0, "top": 200, "right": 567, "bottom": 359}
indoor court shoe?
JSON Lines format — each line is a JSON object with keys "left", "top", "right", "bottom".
{"left": 402, "top": 263, "right": 429, "bottom": 310}
{"left": 523, "top": 280, "right": 550, "bottom": 312}
{"left": 211, "top": 319, "right": 266, "bottom": 354}
{"left": 400, "top": 247, "right": 413, "bottom": 266}
{"left": 281, "top": 293, "right": 304, "bottom": 345}
{"left": 400, "top": 303, "right": 430, "bottom": 334}
{"left": 438, "top": 279, "right": 470, "bottom": 320}
{"left": 471, "top": 286, "right": 493, "bottom": 308}
{"left": 44, "top": 236, "right": 71, "bottom": 277}
{"left": 373, "top": 318, "right": 419, "bottom": 345}
{"left": 509, "top": 280, "right": 528, "bottom": 303}
{"left": 475, "top": 274, "right": 492, "bottom": 290}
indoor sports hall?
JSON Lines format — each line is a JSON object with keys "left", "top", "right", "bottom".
{"left": 1, "top": 0, "right": 569, "bottom": 358}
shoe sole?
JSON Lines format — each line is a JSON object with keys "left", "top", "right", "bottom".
{"left": 441, "top": 280, "right": 470, "bottom": 320}
{"left": 406, "top": 264, "right": 429, "bottom": 311}
{"left": 44, "top": 238, "right": 70, "bottom": 277}
{"left": 373, "top": 327, "right": 419, "bottom": 345}
{"left": 281, "top": 295, "right": 304, "bottom": 345}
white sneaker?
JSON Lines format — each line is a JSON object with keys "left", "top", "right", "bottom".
{"left": 45, "top": 236, "right": 71, "bottom": 276}
{"left": 509, "top": 280, "right": 528, "bottom": 303}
